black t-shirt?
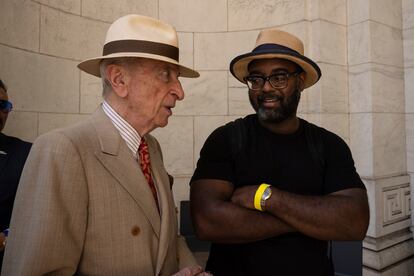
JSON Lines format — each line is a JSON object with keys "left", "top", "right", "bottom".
{"left": 191, "top": 114, "right": 365, "bottom": 276}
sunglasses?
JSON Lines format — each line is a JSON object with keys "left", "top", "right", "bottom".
{"left": 0, "top": 100, "right": 13, "bottom": 113}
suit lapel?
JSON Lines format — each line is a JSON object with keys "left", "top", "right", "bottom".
{"left": 0, "top": 133, "right": 11, "bottom": 179}
{"left": 91, "top": 108, "right": 161, "bottom": 238}
{"left": 147, "top": 137, "right": 176, "bottom": 274}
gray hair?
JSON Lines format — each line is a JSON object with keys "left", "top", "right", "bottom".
{"left": 99, "top": 57, "right": 142, "bottom": 97}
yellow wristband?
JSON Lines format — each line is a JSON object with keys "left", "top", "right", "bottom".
{"left": 254, "top": 184, "right": 270, "bottom": 211}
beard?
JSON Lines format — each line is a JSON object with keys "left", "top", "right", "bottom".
{"left": 249, "top": 86, "right": 301, "bottom": 123}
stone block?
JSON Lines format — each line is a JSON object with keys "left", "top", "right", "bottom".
{"left": 406, "top": 68, "right": 414, "bottom": 113}
{"left": 349, "top": 21, "right": 403, "bottom": 67}
{"left": 403, "top": 0, "right": 414, "bottom": 29}
{"left": 347, "top": 0, "right": 369, "bottom": 26}
{"left": 407, "top": 114, "right": 414, "bottom": 174}
{"left": 315, "top": 63, "right": 348, "bottom": 113}
{"left": 2, "top": 111, "right": 38, "bottom": 142}
{"left": 34, "top": 0, "right": 81, "bottom": 14}
{"left": 160, "top": 0, "right": 227, "bottom": 32}
{"left": 321, "top": 113, "right": 349, "bottom": 143}
{"left": 82, "top": 0, "right": 157, "bottom": 23}
{"left": 229, "top": 87, "right": 254, "bottom": 116}
{"left": 171, "top": 176, "right": 192, "bottom": 228}
{"left": 364, "top": 175, "right": 411, "bottom": 238}
{"left": 363, "top": 241, "right": 414, "bottom": 272}
{"left": 80, "top": 72, "right": 102, "bottom": 114}
{"left": 307, "top": 0, "right": 346, "bottom": 25}
{"left": 38, "top": 113, "right": 89, "bottom": 135}
{"left": 152, "top": 116, "right": 194, "bottom": 175}
{"left": 40, "top": 7, "right": 109, "bottom": 61}
{"left": 194, "top": 30, "right": 259, "bottom": 71}
{"left": 348, "top": 0, "right": 402, "bottom": 29}
{"left": 305, "top": 82, "right": 322, "bottom": 113}
{"left": 350, "top": 113, "right": 407, "bottom": 178}
{"left": 310, "top": 20, "right": 347, "bottom": 65}
{"left": 0, "top": 45, "right": 80, "bottom": 114}
{"left": 193, "top": 115, "right": 239, "bottom": 167}
{"left": 175, "top": 71, "right": 228, "bottom": 116}
{"left": 0, "top": 0, "right": 40, "bottom": 51}
{"left": 404, "top": 27, "right": 414, "bottom": 67}
{"left": 177, "top": 33, "right": 194, "bottom": 70}
{"left": 349, "top": 63, "right": 404, "bottom": 113}
{"left": 228, "top": 0, "right": 306, "bottom": 31}
{"left": 363, "top": 256, "right": 414, "bottom": 276}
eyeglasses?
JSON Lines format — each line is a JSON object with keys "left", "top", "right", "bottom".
{"left": 0, "top": 100, "right": 13, "bottom": 113}
{"left": 244, "top": 71, "right": 301, "bottom": 91}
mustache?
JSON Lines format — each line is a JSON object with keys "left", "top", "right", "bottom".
{"left": 257, "top": 94, "right": 284, "bottom": 102}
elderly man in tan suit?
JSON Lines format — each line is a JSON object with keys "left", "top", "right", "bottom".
{"left": 2, "top": 14, "right": 208, "bottom": 276}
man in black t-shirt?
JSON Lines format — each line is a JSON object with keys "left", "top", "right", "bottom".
{"left": 190, "top": 29, "right": 369, "bottom": 276}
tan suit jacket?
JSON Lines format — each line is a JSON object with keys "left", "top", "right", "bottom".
{"left": 1, "top": 107, "right": 196, "bottom": 275}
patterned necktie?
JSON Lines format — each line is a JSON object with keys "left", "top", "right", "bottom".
{"left": 138, "top": 137, "right": 159, "bottom": 211}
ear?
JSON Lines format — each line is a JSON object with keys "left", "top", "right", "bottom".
{"left": 297, "top": 72, "right": 306, "bottom": 92}
{"left": 106, "top": 64, "right": 129, "bottom": 98}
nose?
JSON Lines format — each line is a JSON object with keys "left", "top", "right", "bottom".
{"left": 262, "top": 78, "right": 274, "bottom": 93}
{"left": 171, "top": 79, "right": 185, "bottom": 101}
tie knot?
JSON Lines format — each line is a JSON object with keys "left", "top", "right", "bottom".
{"left": 138, "top": 137, "right": 147, "bottom": 152}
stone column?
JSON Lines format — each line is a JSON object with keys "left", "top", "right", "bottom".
{"left": 348, "top": 0, "right": 414, "bottom": 275}
{"left": 403, "top": 0, "right": 414, "bottom": 235}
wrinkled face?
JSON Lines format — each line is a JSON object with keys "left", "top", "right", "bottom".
{"left": 0, "top": 88, "right": 8, "bottom": 132}
{"left": 124, "top": 59, "right": 184, "bottom": 130}
{"left": 247, "top": 58, "right": 304, "bottom": 123}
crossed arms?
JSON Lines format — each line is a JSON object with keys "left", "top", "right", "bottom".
{"left": 190, "top": 179, "right": 369, "bottom": 244}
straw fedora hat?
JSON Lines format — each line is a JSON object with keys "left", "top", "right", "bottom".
{"left": 78, "top": 14, "right": 199, "bottom": 78}
{"left": 230, "top": 28, "right": 321, "bottom": 89}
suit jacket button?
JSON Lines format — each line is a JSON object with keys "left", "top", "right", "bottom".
{"left": 131, "top": 226, "right": 140, "bottom": 236}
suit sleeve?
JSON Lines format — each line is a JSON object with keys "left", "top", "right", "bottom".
{"left": 177, "top": 235, "right": 198, "bottom": 269}
{"left": 1, "top": 131, "right": 88, "bottom": 275}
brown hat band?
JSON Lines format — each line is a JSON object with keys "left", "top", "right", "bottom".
{"left": 103, "top": 39, "right": 179, "bottom": 61}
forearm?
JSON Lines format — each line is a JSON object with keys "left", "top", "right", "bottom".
{"left": 192, "top": 198, "right": 294, "bottom": 243}
{"left": 267, "top": 188, "right": 369, "bottom": 240}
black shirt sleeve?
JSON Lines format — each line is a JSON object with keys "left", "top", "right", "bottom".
{"left": 322, "top": 130, "right": 365, "bottom": 194}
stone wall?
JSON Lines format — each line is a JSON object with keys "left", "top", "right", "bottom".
{"left": 0, "top": 0, "right": 412, "bottom": 274}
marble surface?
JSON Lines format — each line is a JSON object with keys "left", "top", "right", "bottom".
{"left": 80, "top": 73, "right": 102, "bottom": 114}
{"left": 152, "top": 116, "right": 194, "bottom": 175}
{"left": 177, "top": 32, "right": 195, "bottom": 70}
{"left": 348, "top": 0, "right": 402, "bottom": 29}
{"left": 40, "top": 7, "right": 108, "bottom": 61}
{"left": 175, "top": 71, "right": 228, "bottom": 116}
{"left": 403, "top": 27, "right": 414, "bottom": 67}
{"left": 82, "top": 0, "right": 157, "bottom": 23}
{"left": 0, "top": 0, "right": 40, "bottom": 52}
{"left": 160, "top": 0, "right": 227, "bottom": 32}
{"left": 349, "top": 63, "right": 404, "bottom": 113}
{"left": 405, "top": 68, "right": 414, "bottom": 113}
{"left": 229, "top": 87, "right": 254, "bottom": 116}
{"left": 193, "top": 115, "right": 239, "bottom": 169}
{"left": 307, "top": 0, "right": 346, "bottom": 25}
{"left": 3, "top": 111, "right": 38, "bottom": 142}
{"left": 228, "top": 0, "right": 305, "bottom": 31}
{"left": 350, "top": 113, "right": 407, "bottom": 178}
{"left": 38, "top": 113, "right": 89, "bottom": 136}
{"left": 403, "top": 0, "right": 414, "bottom": 29}
{"left": 34, "top": 0, "right": 81, "bottom": 14}
{"left": 349, "top": 21, "right": 404, "bottom": 67}
{"left": 407, "top": 114, "right": 414, "bottom": 174}
{"left": 364, "top": 175, "right": 411, "bottom": 238}
{"left": 194, "top": 30, "right": 259, "bottom": 71}
{"left": 310, "top": 20, "right": 347, "bottom": 65}
{"left": 0, "top": 45, "right": 80, "bottom": 114}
